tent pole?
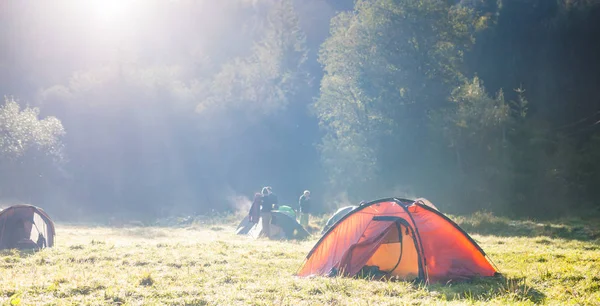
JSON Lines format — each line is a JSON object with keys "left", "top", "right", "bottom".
{"left": 486, "top": 255, "right": 501, "bottom": 273}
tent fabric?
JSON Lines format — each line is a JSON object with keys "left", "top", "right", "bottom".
{"left": 277, "top": 206, "right": 296, "bottom": 219}
{"left": 414, "top": 198, "right": 439, "bottom": 211}
{"left": 271, "top": 211, "right": 309, "bottom": 239}
{"left": 0, "top": 204, "right": 55, "bottom": 250}
{"left": 364, "top": 221, "right": 419, "bottom": 280}
{"left": 337, "top": 219, "right": 398, "bottom": 277}
{"left": 235, "top": 216, "right": 254, "bottom": 235}
{"left": 236, "top": 211, "right": 309, "bottom": 240}
{"left": 322, "top": 205, "right": 357, "bottom": 234}
{"left": 297, "top": 198, "right": 497, "bottom": 283}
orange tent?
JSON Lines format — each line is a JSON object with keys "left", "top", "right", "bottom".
{"left": 297, "top": 198, "right": 498, "bottom": 283}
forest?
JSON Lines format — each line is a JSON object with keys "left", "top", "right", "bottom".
{"left": 2, "top": 0, "right": 600, "bottom": 220}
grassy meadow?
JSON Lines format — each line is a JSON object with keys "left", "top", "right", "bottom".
{"left": 1, "top": 213, "right": 599, "bottom": 305}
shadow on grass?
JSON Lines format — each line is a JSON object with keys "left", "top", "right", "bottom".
{"left": 351, "top": 272, "right": 546, "bottom": 304}
{"left": 453, "top": 212, "right": 600, "bottom": 242}
{"left": 427, "top": 274, "right": 546, "bottom": 304}
{"left": 0, "top": 248, "right": 39, "bottom": 258}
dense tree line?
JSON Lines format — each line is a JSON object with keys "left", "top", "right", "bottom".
{"left": 1, "top": 0, "right": 599, "bottom": 219}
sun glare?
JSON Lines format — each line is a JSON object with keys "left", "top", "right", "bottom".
{"left": 90, "top": 0, "right": 131, "bottom": 25}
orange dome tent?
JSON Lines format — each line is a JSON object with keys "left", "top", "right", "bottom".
{"left": 0, "top": 205, "right": 55, "bottom": 250}
{"left": 297, "top": 198, "right": 498, "bottom": 283}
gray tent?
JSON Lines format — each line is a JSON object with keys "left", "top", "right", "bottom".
{"left": 236, "top": 210, "right": 309, "bottom": 240}
{"left": 0, "top": 204, "right": 55, "bottom": 250}
{"left": 321, "top": 205, "right": 357, "bottom": 234}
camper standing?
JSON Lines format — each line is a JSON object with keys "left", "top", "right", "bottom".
{"left": 260, "top": 187, "right": 279, "bottom": 238}
{"left": 299, "top": 190, "right": 311, "bottom": 227}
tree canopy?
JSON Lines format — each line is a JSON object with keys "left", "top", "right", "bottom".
{"left": 2, "top": 0, "right": 600, "bottom": 219}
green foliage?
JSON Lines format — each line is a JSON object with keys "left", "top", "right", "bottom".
{"left": 315, "top": 0, "right": 600, "bottom": 216}
{"left": 449, "top": 77, "right": 510, "bottom": 132}
{"left": 0, "top": 96, "right": 65, "bottom": 201}
{"left": 199, "top": 0, "right": 309, "bottom": 118}
{"left": 0, "top": 97, "right": 64, "bottom": 161}
{"left": 316, "top": 0, "right": 480, "bottom": 197}
{"left": 430, "top": 77, "right": 517, "bottom": 211}
{"left": 462, "top": 0, "right": 600, "bottom": 214}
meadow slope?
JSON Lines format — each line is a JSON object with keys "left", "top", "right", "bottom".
{"left": 1, "top": 214, "right": 599, "bottom": 305}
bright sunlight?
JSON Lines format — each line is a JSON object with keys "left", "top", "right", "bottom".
{"left": 89, "top": 0, "right": 133, "bottom": 26}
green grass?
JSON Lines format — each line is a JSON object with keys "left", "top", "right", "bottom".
{"left": 1, "top": 214, "right": 599, "bottom": 305}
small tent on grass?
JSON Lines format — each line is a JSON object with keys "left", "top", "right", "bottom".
{"left": 297, "top": 198, "right": 498, "bottom": 283}
{"left": 322, "top": 205, "right": 357, "bottom": 234}
{"left": 0, "top": 205, "right": 55, "bottom": 250}
{"left": 277, "top": 205, "right": 296, "bottom": 219}
{"left": 236, "top": 210, "right": 309, "bottom": 240}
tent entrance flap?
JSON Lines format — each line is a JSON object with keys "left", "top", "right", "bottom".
{"left": 365, "top": 219, "right": 420, "bottom": 280}
{"left": 337, "top": 216, "right": 421, "bottom": 280}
